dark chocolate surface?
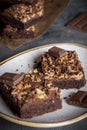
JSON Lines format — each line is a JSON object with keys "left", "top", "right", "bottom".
{"left": 67, "top": 12, "right": 87, "bottom": 32}
{"left": 0, "top": 72, "right": 24, "bottom": 87}
{"left": 48, "top": 46, "right": 67, "bottom": 58}
{"left": 67, "top": 91, "right": 87, "bottom": 108}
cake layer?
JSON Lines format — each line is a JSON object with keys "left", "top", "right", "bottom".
{"left": 1, "top": 24, "right": 36, "bottom": 39}
{"left": 45, "top": 77, "right": 86, "bottom": 89}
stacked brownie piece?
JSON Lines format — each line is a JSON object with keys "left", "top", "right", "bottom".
{"left": 0, "top": 70, "right": 62, "bottom": 118}
{"left": 0, "top": 46, "right": 86, "bottom": 118}
{"left": 0, "top": 0, "right": 45, "bottom": 39}
{"left": 35, "top": 47, "right": 86, "bottom": 89}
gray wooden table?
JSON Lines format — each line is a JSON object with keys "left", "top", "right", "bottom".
{"left": 0, "top": 0, "right": 87, "bottom": 129}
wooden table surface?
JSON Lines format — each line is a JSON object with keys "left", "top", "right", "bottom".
{"left": 0, "top": 0, "right": 87, "bottom": 129}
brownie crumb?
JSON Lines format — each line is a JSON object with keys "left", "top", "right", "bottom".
{"left": 16, "top": 69, "right": 19, "bottom": 72}
{"left": 63, "top": 97, "right": 67, "bottom": 99}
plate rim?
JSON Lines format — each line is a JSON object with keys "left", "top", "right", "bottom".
{"left": 0, "top": 112, "right": 87, "bottom": 128}
{"left": 0, "top": 43, "right": 87, "bottom": 128}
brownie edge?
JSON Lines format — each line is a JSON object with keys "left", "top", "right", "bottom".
{"left": 53, "top": 75, "right": 86, "bottom": 89}
{"left": 1, "top": 24, "right": 36, "bottom": 39}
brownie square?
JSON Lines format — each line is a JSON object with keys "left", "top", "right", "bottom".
{"left": 0, "top": 69, "right": 62, "bottom": 118}
{"left": 41, "top": 47, "right": 86, "bottom": 89}
{"left": 66, "top": 12, "right": 87, "bottom": 32}
{"left": 2, "top": 1, "right": 44, "bottom": 29}
{"left": 67, "top": 91, "right": 87, "bottom": 108}
{"left": 1, "top": 24, "right": 36, "bottom": 39}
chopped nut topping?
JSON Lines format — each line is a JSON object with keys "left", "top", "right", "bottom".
{"left": 41, "top": 51, "right": 84, "bottom": 80}
{"left": 35, "top": 88, "right": 47, "bottom": 99}
{"left": 3, "top": 2, "right": 44, "bottom": 23}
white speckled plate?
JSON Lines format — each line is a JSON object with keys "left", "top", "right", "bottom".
{"left": 0, "top": 43, "right": 87, "bottom": 128}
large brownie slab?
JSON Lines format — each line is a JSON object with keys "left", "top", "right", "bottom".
{"left": 66, "top": 12, "right": 87, "bottom": 32}
{"left": 0, "top": 70, "right": 62, "bottom": 118}
{"left": 1, "top": 1, "right": 44, "bottom": 29}
{"left": 41, "top": 47, "right": 86, "bottom": 89}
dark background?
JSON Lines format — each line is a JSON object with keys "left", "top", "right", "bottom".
{"left": 0, "top": 0, "right": 87, "bottom": 129}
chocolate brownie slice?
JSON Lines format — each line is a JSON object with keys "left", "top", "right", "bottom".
{"left": 0, "top": 70, "right": 62, "bottom": 118}
{"left": 1, "top": 24, "right": 36, "bottom": 39}
{"left": 41, "top": 47, "right": 86, "bottom": 89}
{"left": 2, "top": 2, "right": 44, "bottom": 29}
{"left": 66, "top": 12, "right": 87, "bottom": 32}
{"left": 67, "top": 91, "right": 87, "bottom": 108}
